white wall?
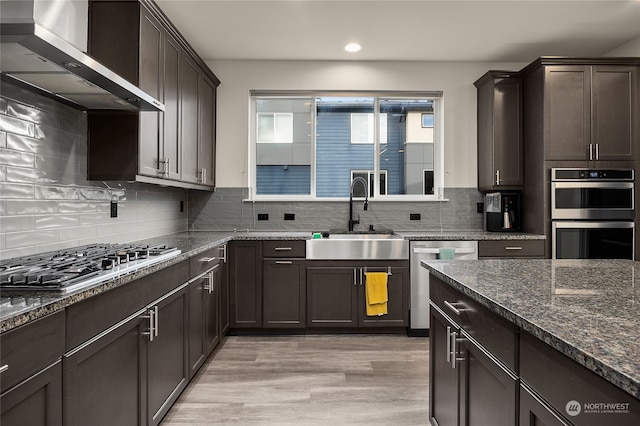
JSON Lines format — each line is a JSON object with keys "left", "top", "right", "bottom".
{"left": 604, "top": 35, "right": 640, "bottom": 57}
{"left": 207, "top": 60, "right": 526, "bottom": 189}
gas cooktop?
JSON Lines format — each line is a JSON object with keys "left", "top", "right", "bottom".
{"left": 0, "top": 243, "right": 181, "bottom": 294}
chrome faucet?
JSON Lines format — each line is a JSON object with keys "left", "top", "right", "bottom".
{"left": 349, "top": 177, "right": 369, "bottom": 231}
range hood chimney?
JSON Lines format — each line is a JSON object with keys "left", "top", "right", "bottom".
{"left": 0, "top": 0, "right": 164, "bottom": 112}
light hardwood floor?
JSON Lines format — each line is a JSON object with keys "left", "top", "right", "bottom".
{"left": 161, "top": 334, "right": 429, "bottom": 425}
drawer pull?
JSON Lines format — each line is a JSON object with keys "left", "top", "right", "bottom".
{"left": 0, "top": 365, "right": 8, "bottom": 374}
{"left": 504, "top": 247, "right": 523, "bottom": 251}
{"left": 274, "top": 247, "right": 292, "bottom": 251}
{"left": 444, "top": 300, "right": 465, "bottom": 316}
{"left": 200, "top": 257, "right": 217, "bottom": 263}
{"left": 275, "top": 261, "right": 293, "bottom": 265}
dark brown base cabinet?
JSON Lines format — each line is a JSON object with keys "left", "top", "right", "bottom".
{"left": 1, "top": 361, "right": 62, "bottom": 426}
{"left": 63, "top": 313, "right": 147, "bottom": 426}
{"left": 520, "top": 384, "right": 571, "bottom": 426}
{"left": 306, "top": 262, "right": 409, "bottom": 328}
{"left": 219, "top": 244, "right": 230, "bottom": 336}
{"left": 229, "top": 241, "right": 263, "bottom": 328}
{"left": 429, "top": 307, "right": 460, "bottom": 426}
{"left": 263, "top": 259, "right": 306, "bottom": 328}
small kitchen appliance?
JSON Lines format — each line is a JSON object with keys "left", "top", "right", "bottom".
{"left": 484, "top": 192, "right": 521, "bottom": 232}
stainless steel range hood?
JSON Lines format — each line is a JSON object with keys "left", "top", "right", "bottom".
{"left": 1, "top": 1, "right": 164, "bottom": 111}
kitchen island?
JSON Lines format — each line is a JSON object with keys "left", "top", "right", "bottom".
{"left": 423, "top": 258, "right": 640, "bottom": 425}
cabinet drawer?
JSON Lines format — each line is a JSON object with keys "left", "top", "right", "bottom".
{"left": 520, "top": 331, "right": 640, "bottom": 426}
{"left": 190, "top": 246, "right": 222, "bottom": 278}
{"left": 479, "top": 240, "right": 545, "bottom": 258}
{"left": 262, "top": 240, "right": 306, "bottom": 258}
{"left": 65, "top": 260, "right": 189, "bottom": 350}
{"left": 1, "top": 311, "right": 65, "bottom": 392}
{"left": 430, "top": 276, "right": 517, "bottom": 372}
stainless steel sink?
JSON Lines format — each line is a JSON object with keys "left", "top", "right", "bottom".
{"left": 306, "top": 233, "right": 408, "bottom": 260}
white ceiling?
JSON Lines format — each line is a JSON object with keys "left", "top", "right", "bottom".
{"left": 155, "top": 0, "right": 640, "bottom": 62}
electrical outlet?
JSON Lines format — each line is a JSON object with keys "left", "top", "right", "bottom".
{"left": 410, "top": 213, "right": 421, "bottom": 220}
{"left": 110, "top": 201, "right": 118, "bottom": 218}
{"left": 284, "top": 213, "right": 295, "bottom": 220}
{"left": 477, "top": 202, "right": 484, "bottom": 214}
{"left": 258, "top": 213, "right": 269, "bottom": 221}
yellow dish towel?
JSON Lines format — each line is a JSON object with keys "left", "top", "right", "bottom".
{"left": 365, "top": 272, "right": 388, "bottom": 316}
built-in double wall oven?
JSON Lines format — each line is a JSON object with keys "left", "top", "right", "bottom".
{"left": 551, "top": 168, "right": 635, "bottom": 259}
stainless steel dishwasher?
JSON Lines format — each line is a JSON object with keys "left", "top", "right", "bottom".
{"left": 409, "top": 240, "right": 478, "bottom": 336}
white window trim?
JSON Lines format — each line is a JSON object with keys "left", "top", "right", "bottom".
{"left": 249, "top": 91, "right": 445, "bottom": 202}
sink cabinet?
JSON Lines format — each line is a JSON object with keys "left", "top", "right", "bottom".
{"left": 306, "top": 260, "right": 409, "bottom": 329}
{"left": 87, "top": 0, "right": 219, "bottom": 190}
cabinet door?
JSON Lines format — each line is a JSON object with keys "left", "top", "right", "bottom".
{"left": 198, "top": 75, "right": 216, "bottom": 186}
{"left": 359, "top": 266, "right": 408, "bottom": 327}
{"left": 263, "top": 260, "right": 306, "bottom": 328}
{"left": 147, "top": 286, "right": 189, "bottom": 426}
{"left": 592, "top": 65, "right": 636, "bottom": 161}
{"left": 520, "top": 384, "right": 571, "bottom": 426}
{"left": 162, "top": 35, "right": 182, "bottom": 181}
{"left": 429, "top": 306, "right": 460, "bottom": 426}
{"left": 458, "top": 335, "right": 517, "bottom": 426}
{"left": 493, "top": 77, "right": 523, "bottom": 188}
{"left": 180, "top": 55, "right": 200, "bottom": 183}
{"left": 1, "top": 361, "right": 62, "bottom": 426}
{"left": 64, "top": 314, "right": 147, "bottom": 426}
{"left": 219, "top": 246, "right": 230, "bottom": 336}
{"left": 306, "top": 267, "right": 358, "bottom": 327}
{"left": 544, "top": 65, "right": 591, "bottom": 161}
{"left": 229, "top": 241, "right": 263, "bottom": 328}
{"left": 205, "top": 266, "right": 221, "bottom": 354}
{"left": 138, "top": 8, "right": 163, "bottom": 178}
{"left": 188, "top": 276, "right": 206, "bottom": 378}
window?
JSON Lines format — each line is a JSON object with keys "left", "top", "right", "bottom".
{"left": 250, "top": 91, "right": 443, "bottom": 200}
{"left": 421, "top": 113, "right": 434, "bottom": 128}
{"left": 352, "top": 170, "right": 388, "bottom": 198}
{"left": 257, "top": 113, "right": 293, "bottom": 143}
{"left": 350, "top": 113, "right": 388, "bottom": 144}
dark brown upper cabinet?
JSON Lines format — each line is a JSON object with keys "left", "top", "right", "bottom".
{"left": 87, "top": 0, "right": 219, "bottom": 190}
{"left": 475, "top": 71, "right": 524, "bottom": 191}
{"left": 540, "top": 63, "right": 637, "bottom": 164}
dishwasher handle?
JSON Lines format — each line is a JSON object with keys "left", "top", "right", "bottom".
{"left": 412, "top": 247, "right": 476, "bottom": 255}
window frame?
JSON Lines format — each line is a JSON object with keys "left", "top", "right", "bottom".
{"left": 249, "top": 90, "right": 445, "bottom": 202}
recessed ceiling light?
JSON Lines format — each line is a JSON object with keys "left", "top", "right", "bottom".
{"left": 344, "top": 43, "right": 361, "bottom": 53}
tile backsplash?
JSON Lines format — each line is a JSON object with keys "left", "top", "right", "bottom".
{"left": 189, "top": 187, "right": 484, "bottom": 232}
{"left": 0, "top": 82, "right": 188, "bottom": 259}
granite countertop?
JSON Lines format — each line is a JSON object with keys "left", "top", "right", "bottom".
{"left": 0, "top": 229, "right": 543, "bottom": 333}
{"left": 422, "top": 258, "right": 640, "bottom": 399}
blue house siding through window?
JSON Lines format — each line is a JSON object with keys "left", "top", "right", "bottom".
{"left": 256, "top": 165, "right": 311, "bottom": 194}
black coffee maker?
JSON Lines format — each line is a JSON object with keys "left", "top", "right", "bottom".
{"left": 484, "top": 192, "right": 522, "bottom": 232}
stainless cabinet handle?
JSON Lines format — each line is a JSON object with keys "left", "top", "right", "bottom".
{"left": 153, "top": 305, "right": 159, "bottom": 337}
{"left": 589, "top": 143, "right": 593, "bottom": 161}
{"left": 495, "top": 169, "right": 500, "bottom": 186}
{"left": 504, "top": 246, "right": 523, "bottom": 251}
{"left": 0, "top": 365, "right": 8, "bottom": 374}
{"left": 199, "top": 168, "right": 207, "bottom": 184}
{"left": 595, "top": 143, "right": 599, "bottom": 160}
{"left": 446, "top": 326, "right": 452, "bottom": 362}
{"left": 220, "top": 245, "right": 227, "bottom": 263}
{"left": 200, "top": 257, "right": 217, "bottom": 263}
{"left": 204, "top": 273, "right": 212, "bottom": 293}
{"left": 165, "top": 158, "right": 170, "bottom": 177}
{"left": 450, "top": 330, "right": 457, "bottom": 368}
{"left": 444, "top": 300, "right": 464, "bottom": 316}
{"left": 141, "top": 308, "right": 155, "bottom": 341}
{"left": 353, "top": 268, "right": 357, "bottom": 286}
{"left": 275, "top": 261, "right": 293, "bottom": 264}
{"left": 360, "top": 267, "right": 364, "bottom": 286}
{"left": 274, "top": 247, "right": 292, "bottom": 251}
